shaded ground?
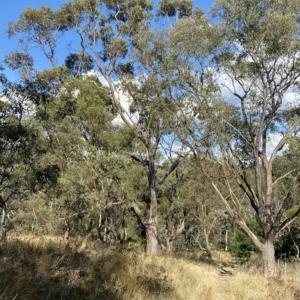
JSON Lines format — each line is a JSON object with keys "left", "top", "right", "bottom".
{"left": 0, "top": 238, "right": 176, "bottom": 300}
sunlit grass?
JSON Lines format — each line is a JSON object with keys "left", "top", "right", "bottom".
{"left": 0, "top": 235, "right": 299, "bottom": 299}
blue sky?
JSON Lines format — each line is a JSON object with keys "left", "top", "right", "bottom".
{"left": 0, "top": 0, "right": 213, "bottom": 79}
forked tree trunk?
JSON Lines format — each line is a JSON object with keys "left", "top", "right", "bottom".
{"left": 242, "top": 232, "right": 277, "bottom": 277}
{"left": 132, "top": 189, "right": 160, "bottom": 256}
{"left": 166, "top": 238, "right": 173, "bottom": 252}
{"left": 132, "top": 150, "right": 180, "bottom": 256}
{"left": 235, "top": 219, "right": 278, "bottom": 277}
{"left": 261, "top": 239, "right": 277, "bottom": 278}
{"left": 204, "top": 229, "right": 212, "bottom": 260}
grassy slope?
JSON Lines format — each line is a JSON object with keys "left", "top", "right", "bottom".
{"left": 0, "top": 236, "right": 298, "bottom": 300}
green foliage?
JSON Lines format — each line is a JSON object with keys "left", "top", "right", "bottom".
{"left": 229, "top": 218, "right": 264, "bottom": 259}
{"left": 229, "top": 229, "right": 255, "bottom": 259}
{"left": 157, "top": 0, "right": 192, "bottom": 18}
{"left": 4, "top": 52, "right": 34, "bottom": 79}
{"left": 65, "top": 53, "right": 94, "bottom": 77}
{"left": 275, "top": 206, "right": 300, "bottom": 259}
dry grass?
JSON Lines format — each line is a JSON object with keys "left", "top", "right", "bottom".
{"left": 0, "top": 236, "right": 299, "bottom": 300}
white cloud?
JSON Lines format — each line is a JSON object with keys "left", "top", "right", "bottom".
{"left": 216, "top": 72, "right": 241, "bottom": 107}
{"left": 266, "top": 132, "right": 288, "bottom": 158}
{"left": 84, "top": 70, "right": 109, "bottom": 87}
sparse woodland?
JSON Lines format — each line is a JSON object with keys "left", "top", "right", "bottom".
{"left": 2, "top": 0, "right": 300, "bottom": 298}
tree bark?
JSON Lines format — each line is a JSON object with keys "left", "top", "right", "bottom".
{"left": 146, "top": 223, "right": 159, "bottom": 255}
{"left": 233, "top": 218, "right": 278, "bottom": 277}
{"left": 204, "top": 229, "right": 212, "bottom": 260}
{"left": 261, "top": 238, "right": 277, "bottom": 278}
{"left": 1, "top": 203, "right": 7, "bottom": 242}
{"left": 131, "top": 189, "right": 160, "bottom": 256}
{"left": 166, "top": 238, "right": 173, "bottom": 252}
{"left": 239, "top": 223, "right": 277, "bottom": 277}
{"left": 146, "top": 183, "right": 159, "bottom": 255}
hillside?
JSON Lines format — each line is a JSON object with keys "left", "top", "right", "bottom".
{"left": 0, "top": 236, "right": 298, "bottom": 300}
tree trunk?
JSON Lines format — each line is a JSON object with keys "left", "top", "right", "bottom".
{"left": 184, "top": 229, "right": 190, "bottom": 251}
{"left": 224, "top": 230, "right": 228, "bottom": 252}
{"left": 146, "top": 156, "right": 159, "bottom": 256}
{"left": 63, "top": 212, "right": 70, "bottom": 246}
{"left": 146, "top": 223, "right": 159, "bottom": 255}
{"left": 261, "top": 238, "right": 277, "bottom": 278}
{"left": 166, "top": 237, "right": 173, "bottom": 252}
{"left": 234, "top": 219, "right": 278, "bottom": 277}
{"left": 1, "top": 203, "right": 7, "bottom": 242}
{"left": 77, "top": 234, "right": 89, "bottom": 253}
{"left": 204, "top": 229, "right": 212, "bottom": 260}
{"left": 77, "top": 215, "right": 93, "bottom": 253}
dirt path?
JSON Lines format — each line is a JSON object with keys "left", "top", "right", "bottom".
{"left": 216, "top": 273, "right": 231, "bottom": 300}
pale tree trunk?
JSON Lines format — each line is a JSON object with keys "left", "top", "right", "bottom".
{"left": 261, "top": 238, "right": 277, "bottom": 277}
{"left": 236, "top": 219, "right": 278, "bottom": 277}
{"left": 242, "top": 229, "right": 277, "bottom": 277}
{"left": 1, "top": 203, "right": 7, "bottom": 242}
{"left": 146, "top": 186, "right": 159, "bottom": 256}
{"left": 203, "top": 229, "right": 212, "bottom": 260}
{"left": 166, "top": 238, "right": 173, "bottom": 252}
{"left": 146, "top": 223, "right": 159, "bottom": 255}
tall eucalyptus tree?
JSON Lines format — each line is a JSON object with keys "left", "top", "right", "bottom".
{"left": 7, "top": 0, "right": 192, "bottom": 255}
{"left": 173, "top": 0, "right": 300, "bottom": 277}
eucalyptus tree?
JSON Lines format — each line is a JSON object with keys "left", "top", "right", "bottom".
{"left": 0, "top": 78, "right": 42, "bottom": 241}
{"left": 174, "top": 0, "right": 300, "bottom": 277}
{"left": 4, "top": 36, "right": 137, "bottom": 243}
{"left": 28, "top": 69, "right": 137, "bottom": 245}
{"left": 7, "top": 0, "right": 191, "bottom": 255}
{"left": 181, "top": 161, "right": 224, "bottom": 259}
